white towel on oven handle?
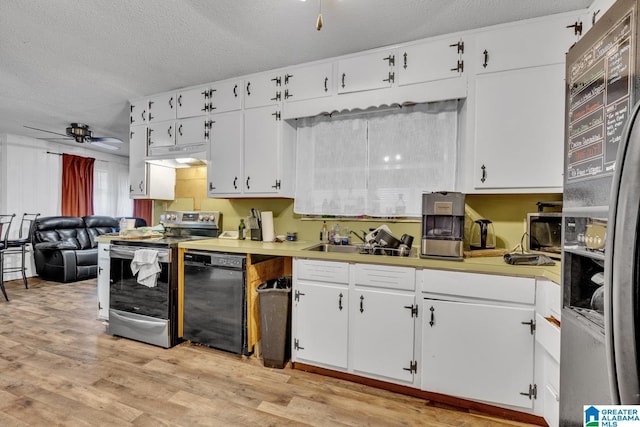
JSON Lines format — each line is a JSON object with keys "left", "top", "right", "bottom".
{"left": 130, "top": 249, "right": 161, "bottom": 288}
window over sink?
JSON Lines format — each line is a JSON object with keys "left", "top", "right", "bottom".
{"left": 294, "top": 100, "right": 459, "bottom": 217}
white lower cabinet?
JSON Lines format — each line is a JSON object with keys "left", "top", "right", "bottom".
{"left": 352, "top": 288, "right": 415, "bottom": 383}
{"left": 421, "top": 269, "right": 537, "bottom": 410}
{"left": 97, "top": 242, "right": 110, "bottom": 321}
{"left": 292, "top": 260, "right": 349, "bottom": 369}
{"left": 421, "top": 299, "right": 535, "bottom": 408}
{"left": 352, "top": 264, "right": 416, "bottom": 383}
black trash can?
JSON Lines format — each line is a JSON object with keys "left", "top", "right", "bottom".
{"left": 257, "top": 276, "right": 292, "bottom": 368}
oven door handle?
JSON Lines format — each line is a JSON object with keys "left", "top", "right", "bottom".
{"left": 110, "top": 246, "right": 170, "bottom": 263}
{"left": 110, "top": 310, "right": 168, "bottom": 330}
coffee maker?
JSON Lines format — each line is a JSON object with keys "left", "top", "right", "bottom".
{"left": 420, "top": 191, "right": 465, "bottom": 261}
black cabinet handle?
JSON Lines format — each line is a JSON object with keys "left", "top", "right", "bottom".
{"left": 177, "top": 94, "right": 182, "bottom": 107}
{"left": 482, "top": 50, "right": 489, "bottom": 68}
{"left": 338, "top": 293, "right": 343, "bottom": 311}
{"left": 233, "top": 177, "right": 237, "bottom": 190}
{"left": 209, "top": 182, "right": 215, "bottom": 191}
{"left": 178, "top": 124, "right": 182, "bottom": 136}
{"left": 403, "top": 52, "right": 407, "bottom": 69}
{"left": 341, "top": 73, "right": 346, "bottom": 88}
{"left": 233, "top": 84, "right": 238, "bottom": 98}
{"left": 324, "top": 77, "right": 328, "bottom": 92}
{"left": 359, "top": 295, "right": 364, "bottom": 313}
{"left": 481, "top": 164, "right": 487, "bottom": 183}
{"left": 429, "top": 306, "right": 435, "bottom": 327}
{"left": 169, "top": 97, "right": 173, "bottom": 109}
{"left": 246, "top": 176, "right": 250, "bottom": 190}
{"left": 246, "top": 82, "right": 251, "bottom": 96}
{"left": 167, "top": 125, "right": 172, "bottom": 138}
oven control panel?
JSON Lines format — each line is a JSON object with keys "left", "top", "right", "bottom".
{"left": 162, "top": 211, "right": 221, "bottom": 228}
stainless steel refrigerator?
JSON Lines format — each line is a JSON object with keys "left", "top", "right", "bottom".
{"left": 562, "top": 0, "right": 640, "bottom": 424}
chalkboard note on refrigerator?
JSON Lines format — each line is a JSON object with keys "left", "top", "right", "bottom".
{"left": 567, "top": 12, "right": 633, "bottom": 183}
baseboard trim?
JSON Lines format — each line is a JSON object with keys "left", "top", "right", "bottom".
{"left": 292, "top": 362, "right": 546, "bottom": 426}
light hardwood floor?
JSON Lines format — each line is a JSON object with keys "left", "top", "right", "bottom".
{"left": 0, "top": 277, "right": 540, "bottom": 426}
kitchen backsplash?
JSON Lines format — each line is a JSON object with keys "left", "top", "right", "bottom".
{"left": 153, "top": 166, "right": 562, "bottom": 251}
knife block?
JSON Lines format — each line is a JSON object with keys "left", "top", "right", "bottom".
{"left": 250, "top": 227, "right": 262, "bottom": 241}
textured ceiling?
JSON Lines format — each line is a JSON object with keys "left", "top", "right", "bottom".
{"left": 0, "top": 0, "right": 593, "bottom": 156}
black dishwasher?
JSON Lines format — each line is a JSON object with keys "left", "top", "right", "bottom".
{"left": 183, "top": 251, "right": 248, "bottom": 354}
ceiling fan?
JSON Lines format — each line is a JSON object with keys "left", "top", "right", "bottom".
{"left": 24, "top": 123, "right": 123, "bottom": 151}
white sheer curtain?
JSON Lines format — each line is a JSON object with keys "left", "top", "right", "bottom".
{"left": 294, "top": 101, "right": 458, "bottom": 217}
{"left": 93, "top": 161, "right": 132, "bottom": 217}
{"left": 295, "top": 114, "right": 368, "bottom": 215}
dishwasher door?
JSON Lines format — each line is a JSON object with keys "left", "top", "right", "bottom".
{"left": 183, "top": 252, "right": 247, "bottom": 354}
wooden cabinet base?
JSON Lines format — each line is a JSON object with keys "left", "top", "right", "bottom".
{"left": 292, "top": 362, "right": 546, "bottom": 426}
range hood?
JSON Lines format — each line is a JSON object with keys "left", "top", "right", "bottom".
{"left": 145, "top": 142, "right": 209, "bottom": 168}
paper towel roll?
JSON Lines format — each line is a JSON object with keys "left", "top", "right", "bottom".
{"left": 261, "top": 211, "right": 275, "bottom": 242}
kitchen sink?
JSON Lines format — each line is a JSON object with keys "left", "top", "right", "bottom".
{"left": 303, "top": 243, "right": 418, "bottom": 257}
{"left": 303, "top": 243, "right": 364, "bottom": 254}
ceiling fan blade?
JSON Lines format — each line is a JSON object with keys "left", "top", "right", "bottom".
{"left": 91, "top": 137, "right": 123, "bottom": 144}
{"left": 23, "top": 125, "right": 68, "bottom": 137}
{"left": 89, "top": 141, "right": 120, "bottom": 151}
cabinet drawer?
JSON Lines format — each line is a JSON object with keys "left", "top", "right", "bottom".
{"left": 295, "top": 260, "right": 349, "bottom": 284}
{"left": 354, "top": 264, "right": 415, "bottom": 291}
{"left": 421, "top": 269, "right": 535, "bottom": 304}
{"left": 537, "top": 279, "right": 561, "bottom": 320}
{"left": 536, "top": 312, "right": 560, "bottom": 363}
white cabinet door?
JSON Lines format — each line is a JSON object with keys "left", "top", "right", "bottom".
{"left": 130, "top": 99, "right": 148, "bottom": 125}
{"left": 208, "top": 111, "right": 243, "bottom": 195}
{"left": 473, "top": 63, "right": 565, "bottom": 189}
{"left": 337, "top": 50, "right": 395, "bottom": 94}
{"left": 422, "top": 299, "right": 535, "bottom": 409}
{"left": 211, "top": 79, "right": 243, "bottom": 113}
{"left": 147, "top": 164, "right": 175, "bottom": 200}
{"left": 475, "top": 13, "right": 581, "bottom": 74}
{"left": 244, "top": 73, "right": 282, "bottom": 109}
{"left": 293, "top": 281, "right": 349, "bottom": 369}
{"left": 398, "top": 36, "right": 464, "bottom": 86}
{"left": 177, "top": 85, "right": 209, "bottom": 118}
{"left": 176, "top": 116, "right": 209, "bottom": 146}
{"left": 243, "top": 106, "right": 281, "bottom": 194}
{"left": 148, "top": 120, "right": 176, "bottom": 148}
{"left": 148, "top": 92, "right": 177, "bottom": 122}
{"left": 351, "top": 288, "right": 415, "bottom": 382}
{"left": 128, "top": 125, "right": 147, "bottom": 197}
{"left": 97, "top": 242, "right": 110, "bottom": 320}
{"left": 284, "top": 63, "right": 332, "bottom": 102}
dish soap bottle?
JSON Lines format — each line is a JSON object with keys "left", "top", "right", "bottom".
{"left": 238, "top": 218, "right": 246, "bottom": 240}
{"left": 320, "top": 221, "right": 328, "bottom": 242}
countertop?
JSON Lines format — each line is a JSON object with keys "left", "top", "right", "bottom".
{"left": 178, "top": 238, "right": 561, "bottom": 284}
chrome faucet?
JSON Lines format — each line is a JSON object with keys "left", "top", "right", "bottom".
{"left": 350, "top": 230, "right": 367, "bottom": 243}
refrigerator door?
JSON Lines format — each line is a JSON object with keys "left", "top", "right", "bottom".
{"left": 606, "top": 100, "right": 640, "bottom": 404}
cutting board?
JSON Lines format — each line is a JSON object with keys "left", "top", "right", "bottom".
{"left": 464, "top": 248, "right": 508, "bottom": 258}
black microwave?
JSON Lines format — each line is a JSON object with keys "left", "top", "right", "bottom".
{"left": 526, "top": 212, "right": 562, "bottom": 258}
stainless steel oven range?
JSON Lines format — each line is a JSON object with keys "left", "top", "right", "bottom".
{"left": 108, "top": 211, "right": 220, "bottom": 348}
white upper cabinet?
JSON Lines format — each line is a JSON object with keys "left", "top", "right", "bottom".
{"left": 244, "top": 73, "right": 282, "bottom": 109}
{"left": 337, "top": 49, "right": 396, "bottom": 94}
{"left": 398, "top": 35, "right": 465, "bottom": 86}
{"left": 176, "top": 116, "right": 211, "bottom": 146}
{"left": 207, "top": 111, "right": 243, "bottom": 195}
{"left": 148, "top": 120, "right": 175, "bottom": 148}
{"left": 176, "top": 84, "right": 211, "bottom": 118}
{"left": 148, "top": 92, "right": 177, "bottom": 122}
{"left": 129, "top": 98, "right": 148, "bottom": 125}
{"left": 283, "top": 62, "right": 333, "bottom": 102}
{"left": 243, "top": 105, "right": 281, "bottom": 194}
{"left": 129, "top": 125, "right": 148, "bottom": 197}
{"left": 210, "top": 79, "right": 243, "bottom": 113}
{"left": 472, "top": 63, "right": 565, "bottom": 189}
{"left": 475, "top": 12, "right": 581, "bottom": 74}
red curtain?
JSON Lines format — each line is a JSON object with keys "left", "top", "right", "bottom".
{"left": 62, "top": 154, "right": 95, "bottom": 217}
{"left": 133, "top": 199, "right": 153, "bottom": 226}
